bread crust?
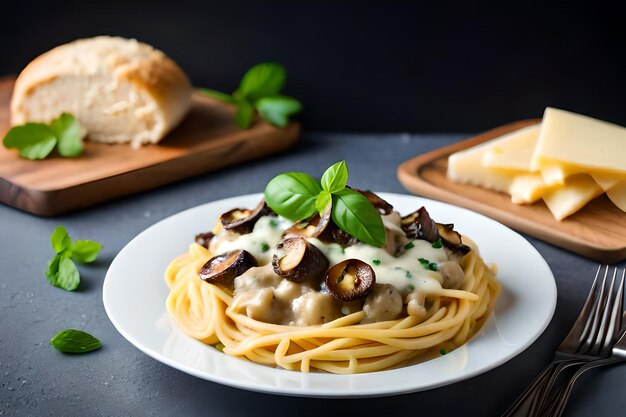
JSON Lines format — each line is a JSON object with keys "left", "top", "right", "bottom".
{"left": 10, "top": 36, "right": 192, "bottom": 146}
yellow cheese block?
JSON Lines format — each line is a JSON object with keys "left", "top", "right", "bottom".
{"left": 509, "top": 175, "right": 552, "bottom": 204}
{"left": 542, "top": 174, "right": 603, "bottom": 220}
{"left": 591, "top": 173, "right": 624, "bottom": 191}
{"left": 607, "top": 181, "right": 626, "bottom": 212}
{"left": 483, "top": 124, "right": 541, "bottom": 172}
{"left": 531, "top": 108, "right": 626, "bottom": 176}
{"left": 447, "top": 139, "right": 513, "bottom": 193}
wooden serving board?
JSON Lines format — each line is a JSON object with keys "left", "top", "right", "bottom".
{"left": 0, "top": 78, "right": 299, "bottom": 216}
{"left": 397, "top": 120, "right": 626, "bottom": 263}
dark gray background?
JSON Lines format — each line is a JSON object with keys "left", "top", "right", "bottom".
{"left": 1, "top": 1, "right": 625, "bottom": 131}
{"left": 1, "top": 133, "right": 625, "bottom": 416}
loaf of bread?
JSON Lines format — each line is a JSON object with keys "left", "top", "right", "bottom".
{"left": 10, "top": 36, "right": 192, "bottom": 148}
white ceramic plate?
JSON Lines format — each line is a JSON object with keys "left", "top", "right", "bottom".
{"left": 103, "top": 193, "right": 556, "bottom": 397}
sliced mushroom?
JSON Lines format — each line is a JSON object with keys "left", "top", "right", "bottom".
{"left": 436, "top": 223, "right": 471, "bottom": 256}
{"left": 355, "top": 189, "right": 394, "bottom": 215}
{"left": 401, "top": 206, "right": 439, "bottom": 242}
{"left": 199, "top": 250, "right": 257, "bottom": 285}
{"left": 325, "top": 259, "right": 376, "bottom": 302}
{"left": 220, "top": 199, "right": 269, "bottom": 234}
{"left": 272, "top": 237, "right": 329, "bottom": 283}
{"left": 331, "top": 228, "right": 359, "bottom": 247}
{"left": 283, "top": 204, "right": 334, "bottom": 241}
{"left": 194, "top": 231, "right": 215, "bottom": 249}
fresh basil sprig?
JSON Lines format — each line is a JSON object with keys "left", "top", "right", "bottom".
{"left": 50, "top": 329, "right": 102, "bottom": 353}
{"left": 264, "top": 161, "right": 386, "bottom": 247}
{"left": 3, "top": 113, "right": 86, "bottom": 160}
{"left": 46, "top": 226, "right": 102, "bottom": 291}
{"left": 200, "top": 63, "right": 302, "bottom": 129}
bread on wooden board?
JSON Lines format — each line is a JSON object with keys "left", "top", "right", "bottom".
{"left": 10, "top": 36, "right": 192, "bottom": 148}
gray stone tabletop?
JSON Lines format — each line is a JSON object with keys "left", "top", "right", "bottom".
{"left": 1, "top": 132, "right": 625, "bottom": 417}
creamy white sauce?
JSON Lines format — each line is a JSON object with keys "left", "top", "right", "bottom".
{"left": 212, "top": 215, "right": 450, "bottom": 295}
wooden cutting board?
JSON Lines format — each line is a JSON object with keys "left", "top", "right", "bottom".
{"left": 397, "top": 120, "right": 626, "bottom": 263}
{"left": 0, "top": 78, "right": 299, "bottom": 216}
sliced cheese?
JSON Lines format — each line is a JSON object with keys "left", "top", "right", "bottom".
{"left": 531, "top": 107, "right": 626, "bottom": 176}
{"left": 606, "top": 181, "right": 626, "bottom": 212}
{"left": 447, "top": 139, "right": 513, "bottom": 193}
{"left": 591, "top": 172, "right": 624, "bottom": 191}
{"left": 542, "top": 174, "right": 603, "bottom": 220}
{"left": 483, "top": 124, "right": 541, "bottom": 172}
{"left": 509, "top": 175, "right": 553, "bottom": 204}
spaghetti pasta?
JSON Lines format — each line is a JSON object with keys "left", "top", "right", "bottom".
{"left": 165, "top": 236, "right": 500, "bottom": 374}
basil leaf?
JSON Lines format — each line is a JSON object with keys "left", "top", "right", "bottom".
{"left": 264, "top": 172, "right": 322, "bottom": 221}
{"left": 71, "top": 240, "right": 103, "bottom": 264}
{"left": 55, "top": 258, "right": 80, "bottom": 291}
{"left": 236, "top": 63, "right": 286, "bottom": 102}
{"left": 315, "top": 190, "right": 332, "bottom": 214}
{"left": 45, "top": 253, "right": 63, "bottom": 284}
{"left": 50, "top": 329, "right": 101, "bottom": 353}
{"left": 3, "top": 123, "right": 57, "bottom": 159}
{"left": 50, "top": 225, "right": 72, "bottom": 253}
{"left": 320, "top": 160, "right": 348, "bottom": 193}
{"left": 331, "top": 189, "right": 386, "bottom": 247}
{"left": 199, "top": 88, "right": 236, "bottom": 104}
{"left": 235, "top": 100, "right": 254, "bottom": 129}
{"left": 256, "top": 96, "right": 302, "bottom": 127}
{"left": 50, "top": 113, "right": 85, "bottom": 157}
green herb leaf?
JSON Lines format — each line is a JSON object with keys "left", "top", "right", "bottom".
{"left": 50, "top": 329, "right": 102, "bottom": 353}
{"left": 432, "top": 238, "right": 443, "bottom": 249}
{"left": 3, "top": 123, "right": 57, "bottom": 159}
{"left": 372, "top": 259, "right": 381, "bottom": 266}
{"left": 439, "top": 348, "right": 447, "bottom": 355}
{"left": 55, "top": 258, "right": 80, "bottom": 291}
{"left": 237, "top": 63, "right": 286, "bottom": 102}
{"left": 418, "top": 258, "right": 438, "bottom": 271}
{"left": 264, "top": 172, "right": 322, "bottom": 221}
{"left": 50, "top": 226, "right": 72, "bottom": 253}
{"left": 405, "top": 241, "right": 415, "bottom": 250}
{"left": 235, "top": 100, "right": 254, "bottom": 129}
{"left": 320, "top": 160, "right": 348, "bottom": 193}
{"left": 45, "top": 253, "right": 64, "bottom": 284}
{"left": 50, "top": 113, "right": 85, "bottom": 157}
{"left": 199, "top": 88, "right": 236, "bottom": 104}
{"left": 331, "top": 189, "right": 386, "bottom": 247}
{"left": 261, "top": 242, "right": 270, "bottom": 253}
{"left": 256, "top": 96, "right": 302, "bottom": 127}
{"left": 315, "top": 190, "right": 332, "bottom": 214}
{"left": 269, "top": 219, "right": 279, "bottom": 228}
{"left": 71, "top": 240, "right": 102, "bottom": 264}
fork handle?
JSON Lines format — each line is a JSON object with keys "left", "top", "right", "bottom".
{"left": 545, "top": 357, "right": 623, "bottom": 417}
{"left": 500, "top": 359, "right": 579, "bottom": 417}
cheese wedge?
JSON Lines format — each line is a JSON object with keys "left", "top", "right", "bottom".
{"left": 542, "top": 174, "right": 603, "bottom": 220}
{"left": 483, "top": 124, "right": 541, "bottom": 172}
{"left": 531, "top": 108, "right": 626, "bottom": 177}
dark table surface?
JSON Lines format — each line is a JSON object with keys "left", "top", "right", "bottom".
{"left": 1, "top": 132, "right": 625, "bottom": 417}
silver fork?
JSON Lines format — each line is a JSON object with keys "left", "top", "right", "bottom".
{"left": 540, "top": 268, "right": 625, "bottom": 417}
{"left": 502, "top": 265, "right": 624, "bottom": 417}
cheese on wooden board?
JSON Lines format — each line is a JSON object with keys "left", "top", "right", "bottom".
{"left": 542, "top": 174, "right": 603, "bottom": 220}
{"left": 591, "top": 173, "right": 623, "bottom": 191}
{"left": 509, "top": 175, "right": 552, "bottom": 204}
{"left": 531, "top": 108, "right": 626, "bottom": 176}
{"left": 606, "top": 181, "right": 626, "bottom": 212}
{"left": 447, "top": 140, "right": 513, "bottom": 193}
{"left": 482, "top": 124, "right": 541, "bottom": 172}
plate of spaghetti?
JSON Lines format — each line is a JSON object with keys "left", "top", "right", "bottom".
{"left": 103, "top": 163, "right": 556, "bottom": 397}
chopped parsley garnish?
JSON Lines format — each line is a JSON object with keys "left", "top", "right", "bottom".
{"left": 269, "top": 219, "right": 279, "bottom": 228}
{"left": 261, "top": 242, "right": 270, "bottom": 252}
{"left": 372, "top": 259, "right": 381, "bottom": 266}
{"left": 405, "top": 271, "right": 412, "bottom": 279}
{"left": 439, "top": 348, "right": 447, "bottom": 355}
{"left": 432, "top": 238, "right": 443, "bottom": 249}
{"left": 407, "top": 284, "right": 415, "bottom": 291}
{"left": 404, "top": 241, "right": 415, "bottom": 250}
{"left": 418, "top": 258, "right": 438, "bottom": 271}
